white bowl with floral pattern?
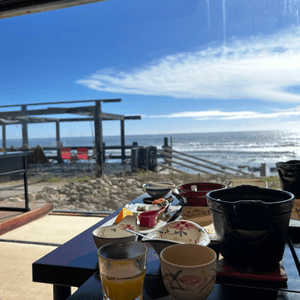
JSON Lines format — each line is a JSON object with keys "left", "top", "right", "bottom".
{"left": 92, "top": 215, "right": 138, "bottom": 248}
{"left": 142, "top": 220, "right": 210, "bottom": 256}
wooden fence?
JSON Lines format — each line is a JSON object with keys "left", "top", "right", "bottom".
{"left": 158, "top": 146, "right": 255, "bottom": 177}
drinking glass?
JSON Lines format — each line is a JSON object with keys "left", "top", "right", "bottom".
{"left": 98, "top": 241, "right": 148, "bottom": 300}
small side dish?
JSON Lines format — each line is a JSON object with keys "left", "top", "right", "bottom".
{"left": 92, "top": 215, "right": 138, "bottom": 248}
{"left": 141, "top": 220, "right": 210, "bottom": 255}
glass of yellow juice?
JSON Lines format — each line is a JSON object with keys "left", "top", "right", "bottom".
{"left": 98, "top": 241, "right": 148, "bottom": 300}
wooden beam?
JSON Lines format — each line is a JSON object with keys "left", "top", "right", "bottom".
{"left": 0, "top": 107, "right": 66, "bottom": 117}
{"left": 58, "top": 115, "right": 141, "bottom": 122}
{"left": 0, "top": 118, "right": 17, "bottom": 124}
{"left": 11, "top": 116, "right": 60, "bottom": 122}
{"left": 164, "top": 146, "right": 251, "bottom": 176}
{"left": 101, "top": 113, "right": 124, "bottom": 120}
{"left": 157, "top": 162, "right": 187, "bottom": 174}
{"left": 0, "top": 0, "right": 108, "bottom": 19}
{"left": 158, "top": 149, "right": 231, "bottom": 175}
{"left": 0, "top": 99, "right": 121, "bottom": 108}
{"left": 124, "top": 116, "right": 141, "bottom": 120}
{"left": 70, "top": 111, "right": 125, "bottom": 120}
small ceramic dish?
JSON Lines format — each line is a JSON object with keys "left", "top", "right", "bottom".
{"left": 92, "top": 215, "right": 138, "bottom": 248}
{"left": 142, "top": 220, "right": 210, "bottom": 255}
{"left": 138, "top": 207, "right": 166, "bottom": 228}
{"left": 126, "top": 202, "right": 169, "bottom": 215}
{"left": 142, "top": 182, "right": 175, "bottom": 198}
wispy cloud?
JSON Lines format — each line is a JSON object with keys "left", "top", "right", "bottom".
{"left": 77, "top": 28, "right": 300, "bottom": 103}
{"left": 143, "top": 106, "right": 300, "bottom": 120}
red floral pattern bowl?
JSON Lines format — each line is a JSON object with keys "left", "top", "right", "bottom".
{"left": 173, "top": 182, "right": 226, "bottom": 206}
{"left": 142, "top": 220, "right": 210, "bottom": 255}
{"left": 92, "top": 215, "right": 138, "bottom": 248}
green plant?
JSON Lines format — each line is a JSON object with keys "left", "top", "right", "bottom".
{"left": 262, "top": 176, "right": 279, "bottom": 183}
{"left": 262, "top": 176, "right": 280, "bottom": 189}
{"left": 68, "top": 175, "right": 91, "bottom": 182}
{"left": 47, "top": 177, "right": 62, "bottom": 183}
{"left": 31, "top": 178, "right": 42, "bottom": 183}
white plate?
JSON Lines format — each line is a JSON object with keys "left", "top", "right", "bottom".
{"left": 125, "top": 203, "right": 163, "bottom": 214}
{"left": 100, "top": 204, "right": 182, "bottom": 234}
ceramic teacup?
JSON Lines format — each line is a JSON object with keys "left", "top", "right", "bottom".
{"left": 160, "top": 244, "right": 217, "bottom": 300}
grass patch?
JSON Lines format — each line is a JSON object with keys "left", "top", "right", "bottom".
{"left": 262, "top": 176, "right": 279, "bottom": 183}
{"left": 47, "top": 177, "right": 62, "bottom": 183}
{"left": 68, "top": 176, "right": 91, "bottom": 182}
{"left": 262, "top": 176, "right": 281, "bottom": 189}
{"left": 31, "top": 178, "right": 42, "bottom": 183}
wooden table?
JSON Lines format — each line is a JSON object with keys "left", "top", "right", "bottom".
{"left": 0, "top": 151, "right": 31, "bottom": 212}
{"left": 63, "top": 237, "right": 300, "bottom": 300}
{"left": 32, "top": 194, "right": 183, "bottom": 300}
{"left": 32, "top": 193, "right": 300, "bottom": 300}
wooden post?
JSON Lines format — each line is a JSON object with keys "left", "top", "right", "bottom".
{"left": 163, "top": 137, "right": 172, "bottom": 166}
{"left": 103, "top": 142, "right": 106, "bottom": 162}
{"left": 2, "top": 125, "right": 6, "bottom": 150}
{"left": 21, "top": 105, "right": 28, "bottom": 146}
{"left": 163, "top": 137, "right": 168, "bottom": 148}
{"left": 56, "top": 121, "right": 62, "bottom": 163}
{"left": 120, "top": 119, "right": 125, "bottom": 163}
{"left": 260, "top": 163, "right": 266, "bottom": 177}
{"left": 94, "top": 100, "right": 103, "bottom": 176}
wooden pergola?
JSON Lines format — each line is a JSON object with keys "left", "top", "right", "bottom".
{"left": 0, "top": 99, "right": 141, "bottom": 176}
{"left": 0, "top": 1, "right": 143, "bottom": 176}
{"left": 0, "top": 0, "right": 108, "bottom": 19}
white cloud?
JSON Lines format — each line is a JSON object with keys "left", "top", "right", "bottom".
{"left": 77, "top": 28, "right": 300, "bottom": 103}
{"left": 142, "top": 106, "right": 300, "bottom": 120}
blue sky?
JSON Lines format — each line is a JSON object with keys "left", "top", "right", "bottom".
{"left": 1, "top": 0, "right": 300, "bottom": 138}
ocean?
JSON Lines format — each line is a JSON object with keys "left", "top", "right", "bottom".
{"left": 2, "top": 130, "right": 300, "bottom": 176}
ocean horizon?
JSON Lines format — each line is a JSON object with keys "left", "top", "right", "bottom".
{"left": 1, "top": 130, "right": 299, "bottom": 176}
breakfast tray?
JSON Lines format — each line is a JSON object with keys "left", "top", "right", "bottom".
{"left": 217, "top": 257, "right": 287, "bottom": 283}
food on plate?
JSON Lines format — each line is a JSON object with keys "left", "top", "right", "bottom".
{"left": 152, "top": 198, "right": 165, "bottom": 204}
{"left": 115, "top": 208, "right": 133, "bottom": 224}
{"left": 181, "top": 206, "right": 213, "bottom": 228}
{"left": 181, "top": 206, "right": 211, "bottom": 218}
{"left": 137, "top": 206, "right": 147, "bottom": 211}
{"left": 153, "top": 198, "right": 169, "bottom": 209}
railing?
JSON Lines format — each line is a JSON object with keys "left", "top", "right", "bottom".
{"left": 158, "top": 146, "right": 255, "bottom": 177}
{"left": 39, "top": 142, "right": 139, "bottom": 162}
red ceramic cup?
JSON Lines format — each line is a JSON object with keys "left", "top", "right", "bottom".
{"left": 138, "top": 207, "right": 165, "bottom": 228}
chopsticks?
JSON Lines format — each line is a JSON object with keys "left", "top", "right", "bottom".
{"left": 145, "top": 181, "right": 175, "bottom": 188}
{"left": 125, "top": 228, "right": 150, "bottom": 239}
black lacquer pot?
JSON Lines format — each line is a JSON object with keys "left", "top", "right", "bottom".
{"left": 206, "top": 185, "right": 294, "bottom": 267}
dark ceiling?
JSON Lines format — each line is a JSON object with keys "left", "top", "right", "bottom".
{"left": 0, "top": 0, "right": 107, "bottom": 19}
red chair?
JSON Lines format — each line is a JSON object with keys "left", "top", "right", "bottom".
{"left": 61, "top": 148, "right": 71, "bottom": 160}
{"left": 77, "top": 148, "right": 88, "bottom": 160}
